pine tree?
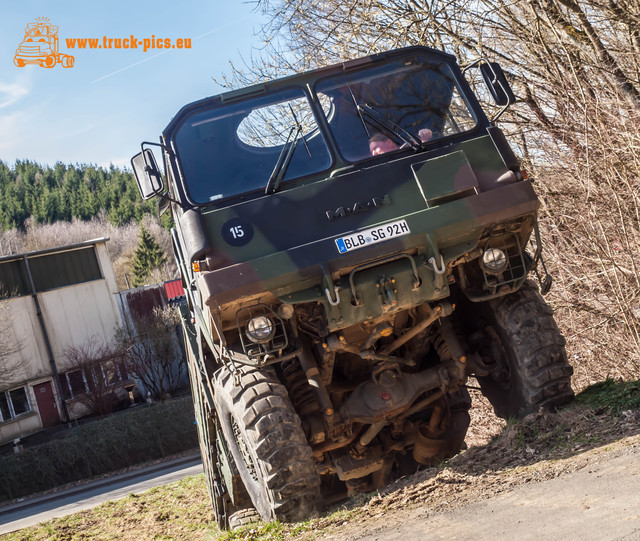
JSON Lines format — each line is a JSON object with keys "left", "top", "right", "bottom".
{"left": 131, "top": 226, "right": 166, "bottom": 287}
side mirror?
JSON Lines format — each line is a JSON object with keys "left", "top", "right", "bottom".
{"left": 131, "top": 149, "right": 164, "bottom": 200}
{"left": 480, "top": 62, "right": 516, "bottom": 107}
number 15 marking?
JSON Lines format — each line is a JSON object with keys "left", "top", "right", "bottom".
{"left": 230, "top": 225, "right": 244, "bottom": 239}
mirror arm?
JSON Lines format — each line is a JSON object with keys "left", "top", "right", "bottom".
{"left": 491, "top": 104, "right": 509, "bottom": 123}
{"left": 490, "top": 89, "right": 511, "bottom": 123}
{"left": 140, "top": 140, "right": 168, "bottom": 152}
{"left": 462, "top": 58, "right": 515, "bottom": 122}
{"left": 461, "top": 57, "right": 483, "bottom": 74}
{"left": 159, "top": 192, "right": 185, "bottom": 209}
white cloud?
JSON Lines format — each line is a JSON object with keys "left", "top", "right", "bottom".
{"left": 0, "top": 95, "right": 47, "bottom": 163}
{"left": 0, "top": 110, "right": 31, "bottom": 157}
{"left": 0, "top": 75, "right": 31, "bottom": 109}
{"left": 98, "top": 157, "right": 131, "bottom": 169}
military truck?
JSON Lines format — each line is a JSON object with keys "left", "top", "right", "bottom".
{"left": 131, "top": 46, "right": 573, "bottom": 528}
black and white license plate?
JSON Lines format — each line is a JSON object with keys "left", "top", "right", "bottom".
{"left": 335, "top": 219, "right": 410, "bottom": 254}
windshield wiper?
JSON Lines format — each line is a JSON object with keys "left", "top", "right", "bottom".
{"left": 357, "top": 103, "right": 421, "bottom": 150}
{"left": 346, "top": 85, "right": 421, "bottom": 150}
{"left": 265, "top": 105, "right": 312, "bottom": 195}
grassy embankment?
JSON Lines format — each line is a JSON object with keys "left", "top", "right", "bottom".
{"left": 2, "top": 379, "right": 638, "bottom": 541}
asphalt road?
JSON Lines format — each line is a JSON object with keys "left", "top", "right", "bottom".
{"left": 354, "top": 445, "right": 640, "bottom": 541}
{"left": 0, "top": 454, "right": 202, "bottom": 535}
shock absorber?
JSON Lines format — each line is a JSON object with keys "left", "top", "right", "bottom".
{"left": 434, "top": 331, "right": 453, "bottom": 362}
{"left": 281, "top": 357, "right": 320, "bottom": 418}
{"left": 281, "top": 356, "right": 328, "bottom": 445}
{"left": 434, "top": 318, "right": 467, "bottom": 368}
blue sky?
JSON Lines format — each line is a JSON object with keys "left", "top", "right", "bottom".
{"left": 0, "top": 1, "right": 265, "bottom": 168}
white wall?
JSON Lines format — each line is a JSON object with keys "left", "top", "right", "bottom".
{"left": 0, "top": 411, "right": 41, "bottom": 444}
{"left": 40, "top": 280, "right": 122, "bottom": 371}
{"left": 95, "top": 242, "right": 119, "bottom": 299}
{"left": 0, "top": 297, "right": 50, "bottom": 386}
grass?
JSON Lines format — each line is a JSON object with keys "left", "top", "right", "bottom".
{"left": 0, "top": 475, "right": 363, "bottom": 541}
{"left": 218, "top": 502, "right": 364, "bottom": 540}
{"left": 0, "top": 475, "right": 218, "bottom": 541}
{"left": 575, "top": 378, "right": 640, "bottom": 415}
{"left": 4, "top": 379, "right": 640, "bottom": 541}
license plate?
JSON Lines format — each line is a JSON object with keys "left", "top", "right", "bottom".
{"left": 335, "top": 219, "right": 411, "bottom": 254}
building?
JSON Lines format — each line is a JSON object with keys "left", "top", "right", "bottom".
{"left": 0, "top": 239, "right": 125, "bottom": 445}
{"left": 114, "top": 278, "right": 188, "bottom": 400}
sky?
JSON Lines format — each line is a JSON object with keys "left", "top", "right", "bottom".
{"left": 0, "top": 1, "right": 266, "bottom": 169}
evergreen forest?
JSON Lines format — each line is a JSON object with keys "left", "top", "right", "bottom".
{"left": 0, "top": 160, "right": 157, "bottom": 230}
{"left": 0, "top": 160, "right": 174, "bottom": 290}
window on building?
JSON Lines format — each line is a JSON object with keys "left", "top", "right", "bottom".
{"left": 61, "top": 357, "right": 130, "bottom": 399}
{"left": 64, "top": 370, "right": 87, "bottom": 399}
{"left": 0, "top": 246, "right": 103, "bottom": 299}
{"left": 116, "top": 359, "right": 128, "bottom": 381}
{"left": 0, "top": 387, "right": 31, "bottom": 422}
{"left": 30, "top": 247, "right": 103, "bottom": 292}
{"left": 10, "top": 388, "right": 30, "bottom": 416}
{"left": 0, "top": 393, "right": 10, "bottom": 421}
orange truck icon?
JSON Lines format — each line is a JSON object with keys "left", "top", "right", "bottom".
{"left": 14, "top": 18, "right": 74, "bottom": 68}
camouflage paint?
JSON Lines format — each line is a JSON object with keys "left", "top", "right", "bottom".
{"left": 187, "top": 133, "right": 536, "bottom": 328}
{"left": 150, "top": 46, "right": 538, "bottom": 332}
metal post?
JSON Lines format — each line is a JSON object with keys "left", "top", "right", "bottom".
{"left": 23, "top": 255, "right": 70, "bottom": 422}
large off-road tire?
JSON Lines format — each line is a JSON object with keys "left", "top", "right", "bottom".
{"left": 213, "top": 365, "right": 320, "bottom": 522}
{"left": 473, "top": 280, "right": 574, "bottom": 418}
{"left": 228, "top": 508, "right": 261, "bottom": 530}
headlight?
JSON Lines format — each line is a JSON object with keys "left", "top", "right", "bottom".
{"left": 482, "top": 248, "right": 508, "bottom": 274}
{"left": 245, "top": 315, "right": 275, "bottom": 344}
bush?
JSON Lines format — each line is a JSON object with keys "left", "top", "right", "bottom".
{"left": 0, "top": 396, "right": 197, "bottom": 502}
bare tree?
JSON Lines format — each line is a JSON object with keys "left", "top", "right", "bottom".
{"left": 116, "top": 306, "right": 186, "bottom": 400}
{"left": 62, "top": 337, "right": 128, "bottom": 416}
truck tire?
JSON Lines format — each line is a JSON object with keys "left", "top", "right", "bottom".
{"left": 474, "top": 280, "right": 574, "bottom": 418}
{"left": 228, "top": 507, "right": 261, "bottom": 530}
{"left": 213, "top": 365, "right": 320, "bottom": 522}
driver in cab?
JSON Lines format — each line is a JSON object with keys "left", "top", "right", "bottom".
{"left": 369, "top": 128, "right": 434, "bottom": 155}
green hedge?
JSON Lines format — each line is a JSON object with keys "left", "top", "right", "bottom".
{"left": 0, "top": 396, "right": 197, "bottom": 502}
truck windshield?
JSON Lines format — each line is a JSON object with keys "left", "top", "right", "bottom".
{"left": 316, "top": 52, "right": 477, "bottom": 162}
{"left": 174, "top": 88, "right": 332, "bottom": 204}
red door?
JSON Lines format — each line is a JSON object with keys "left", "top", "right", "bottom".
{"left": 33, "top": 381, "right": 61, "bottom": 427}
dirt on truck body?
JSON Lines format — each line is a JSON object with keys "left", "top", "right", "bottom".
{"left": 131, "top": 46, "right": 574, "bottom": 529}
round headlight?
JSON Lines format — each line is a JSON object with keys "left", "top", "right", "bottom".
{"left": 482, "top": 248, "right": 508, "bottom": 274}
{"left": 246, "top": 315, "right": 275, "bottom": 344}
